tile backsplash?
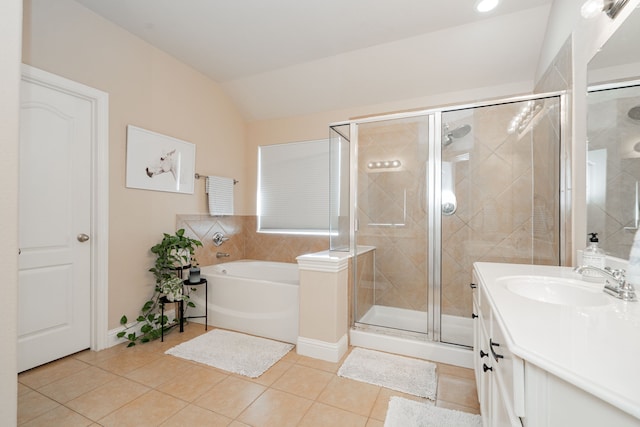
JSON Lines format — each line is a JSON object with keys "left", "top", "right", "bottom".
{"left": 176, "top": 214, "right": 329, "bottom": 266}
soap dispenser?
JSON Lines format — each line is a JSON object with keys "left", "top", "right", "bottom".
{"left": 581, "top": 232, "right": 606, "bottom": 282}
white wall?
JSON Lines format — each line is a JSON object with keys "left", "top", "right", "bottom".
{"left": 0, "top": 0, "right": 21, "bottom": 423}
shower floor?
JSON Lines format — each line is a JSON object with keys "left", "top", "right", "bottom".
{"left": 358, "top": 304, "right": 473, "bottom": 347}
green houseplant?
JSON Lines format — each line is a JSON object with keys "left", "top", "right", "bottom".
{"left": 118, "top": 229, "right": 203, "bottom": 346}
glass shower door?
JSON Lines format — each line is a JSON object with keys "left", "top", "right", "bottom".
{"left": 351, "top": 95, "right": 563, "bottom": 348}
{"left": 353, "top": 114, "right": 432, "bottom": 336}
{"left": 439, "top": 96, "right": 562, "bottom": 346}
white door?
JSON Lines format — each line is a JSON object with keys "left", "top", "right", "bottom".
{"left": 18, "top": 72, "right": 93, "bottom": 372}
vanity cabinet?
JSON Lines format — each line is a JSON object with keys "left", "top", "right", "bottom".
{"left": 473, "top": 263, "right": 640, "bottom": 427}
{"left": 472, "top": 272, "right": 523, "bottom": 427}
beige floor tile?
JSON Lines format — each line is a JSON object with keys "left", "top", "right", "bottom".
{"left": 124, "top": 354, "right": 195, "bottom": 388}
{"left": 160, "top": 404, "right": 232, "bottom": 427}
{"left": 437, "top": 362, "right": 475, "bottom": 380}
{"left": 280, "top": 348, "right": 301, "bottom": 363}
{"left": 271, "top": 364, "right": 334, "bottom": 400}
{"left": 194, "top": 375, "right": 266, "bottom": 418}
{"left": 317, "top": 376, "right": 380, "bottom": 417}
{"left": 19, "top": 358, "right": 91, "bottom": 389}
{"left": 94, "top": 348, "right": 162, "bottom": 376}
{"left": 244, "top": 358, "right": 293, "bottom": 387}
{"left": 298, "top": 401, "right": 368, "bottom": 427}
{"left": 65, "top": 377, "right": 150, "bottom": 421}
{"left": 20, "top": 405, "right": 93, "bottom": 427}
{"left": 437, "top": 399, "right": 481, "bottom": 415}
{"left": 72, "top": 345, "right": 127, "bottom": 365}
{"left": 17, "top": 390, "right": 60, "bottom": 425}
{"left": 157, "top": 364, "right": 228, "bottom": 402}
{"left": 295, "top": 354, "right": 342, "bottom": 373}
{"left": 365, "top": 418, "right": 385, "bottom": 427}
{"left": 98, "top": 390, "right": 188, "bottom": 427}
{"left": 37, "top": 366, "right": 117, "bottom": 403}
{"left": 12, "top": 321, "right": 482, "bottom": 427}
{"left": 238, "top": 388, "right": 313, "bottom": 427}
{"left": 437, "top": 374, "right": 480, "bottom": 410}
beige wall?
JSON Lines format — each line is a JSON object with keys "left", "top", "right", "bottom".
{"left": 1, "top": 0, "right": 21, "bottom": 423}
{"left": 22, "top": 0, "right": 247, "bottom": 329}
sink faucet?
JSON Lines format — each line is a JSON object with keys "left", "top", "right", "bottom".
{"left": 574, "top": 266, "right": 637, "bottom": 302}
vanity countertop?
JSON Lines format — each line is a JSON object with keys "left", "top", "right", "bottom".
{"left": 474, "top": 262, "right": 640, "bottom": 419}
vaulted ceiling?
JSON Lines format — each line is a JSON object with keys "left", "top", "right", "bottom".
{"left": 74, "top": 0, "right": 553, "bottom": 120}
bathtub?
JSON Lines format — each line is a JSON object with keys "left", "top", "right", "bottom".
{"left": 198, "top": 260, "right": 299, "bottom": 344}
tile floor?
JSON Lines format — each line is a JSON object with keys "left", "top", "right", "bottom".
{"left": 18, "top": 323, "right": 480, "bottom": 426}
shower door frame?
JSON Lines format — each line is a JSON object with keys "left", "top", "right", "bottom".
{"left": 341, "top": 90, "right": 569, "bottom": 346}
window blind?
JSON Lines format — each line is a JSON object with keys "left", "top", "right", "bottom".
{"left": 258, "top": 139, "right": 330, "bottom": 233}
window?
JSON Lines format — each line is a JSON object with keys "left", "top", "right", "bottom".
{"left": 258, "top": 139, "right": 330, "bottom": 234}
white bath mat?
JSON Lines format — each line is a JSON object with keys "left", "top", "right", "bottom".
{"left": 337, "top": 348, "right": 437, "bottom": 399}
{"left": 165, "top": 329, "right": 293, "bottom": 378}
{"left": 384, "top": 397, "right": 482, "bottom": 427}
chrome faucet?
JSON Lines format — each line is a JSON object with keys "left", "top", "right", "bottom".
{"left": 574, "top": 266, "right": 637, "bottom": 302}
{"left": 216, "top": 252, "right": 230, "bottom": 259}
{"left": 212, "top": 232, "right": 230, "bottom": 247}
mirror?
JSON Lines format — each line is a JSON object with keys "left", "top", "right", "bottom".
{"left": 587, "top": 6, "right": 640, "bottom": 259}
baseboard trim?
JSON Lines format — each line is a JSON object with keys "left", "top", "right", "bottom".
{"left": 296, "top": 334, "right": 348, "bottom": 363}
{"left": 106, "top": 307, "right": 178, "bottom": 348}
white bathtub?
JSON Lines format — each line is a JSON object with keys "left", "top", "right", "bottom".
{"left": 199, "top": 260, "right": 299, "bottom": 344}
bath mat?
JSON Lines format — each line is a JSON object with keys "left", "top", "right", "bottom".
{"left": 384, "top": 397, "right": 482, "bottom": 427}
{"left": 337, "top": 348, "right": 437, "bottom": 399}
{"left": 165, "top": 329, "right": 293, "bottom": 378}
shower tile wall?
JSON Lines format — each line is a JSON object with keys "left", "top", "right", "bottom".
{"left": 176, "top": 214, "right": 329, "bottom": 265}
{"left": 356, "top": 119, "right": 429, "bottom": 314}
{"left": 353, "top": 249, "right": 375, "bottom": 327}
{"left": 535, "top": 36, "right": 572, "bottom": 264}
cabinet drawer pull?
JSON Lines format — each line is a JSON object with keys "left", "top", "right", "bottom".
{"left": 472, "top": 313, "right": 478, "bottom": 319}
{"left": 470, "top": 283, "right": 477, "bottom": 289}
{"left": 490, "top": 339, "right": 504, "bottom": 360}
{"left": 482, "top": 363, "right": 493, "bottom": 372}
{"left": 479, "top": 350, "right": 488, "bottom": 358}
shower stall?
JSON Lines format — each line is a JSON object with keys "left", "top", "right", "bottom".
{"left": 329, "top": 94, "right": 564, "bottom": 365}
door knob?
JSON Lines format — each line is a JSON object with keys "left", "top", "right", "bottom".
{"left": 77, "top": 233, "right": 90, "bottom": 242}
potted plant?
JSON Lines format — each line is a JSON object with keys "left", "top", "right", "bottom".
{"left": 117, "top": 229, "right": 203, "bottom": 346}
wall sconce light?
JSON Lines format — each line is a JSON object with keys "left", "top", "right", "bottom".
{"left": 367, "top": 160, "right": 401, "bottom": 169}
{"left": 581, "top": 0, "right": 630, "bottom": 19}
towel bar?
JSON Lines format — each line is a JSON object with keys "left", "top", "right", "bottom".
{"left": 194, "top": 173, "right": 238, "bottom": 184}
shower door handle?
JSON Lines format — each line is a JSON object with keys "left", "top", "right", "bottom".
{"left": 625, "top": 181, "right": 639, "bottom": 231}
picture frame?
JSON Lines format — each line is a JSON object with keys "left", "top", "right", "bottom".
{"left": 125, "top": 125, "right": 196, "bottom": 194}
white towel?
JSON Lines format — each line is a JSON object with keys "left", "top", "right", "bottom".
{"left": 205, "top": 176, "right": 234, "bottom": 216}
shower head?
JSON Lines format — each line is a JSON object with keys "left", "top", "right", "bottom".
{"left": 628, "top": 106, "right": 640, "bottom": 121}
{"left": 449, "top": 124, "right": 472, "bottom": 138}
{"left": 442, "top": 124, "right": 472, "bottom": 146}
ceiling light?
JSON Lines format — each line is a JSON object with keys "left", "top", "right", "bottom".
{"left": 475, "top": 0, "right": 499, "bottom": 13}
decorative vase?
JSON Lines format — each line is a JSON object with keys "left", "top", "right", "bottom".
{"left": 189, "top": 266, "right": 201, "bottom": 283}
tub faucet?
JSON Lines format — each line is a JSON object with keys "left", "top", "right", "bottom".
{"left": 573, "top": 266, "right": 637, "bottom": 301}
{"left": 216, "top": 252, "right": 230, "bottom": 259}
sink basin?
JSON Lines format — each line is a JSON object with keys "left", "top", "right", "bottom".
{"left": 497, "top": 276, "right": 610, "bottom": 307}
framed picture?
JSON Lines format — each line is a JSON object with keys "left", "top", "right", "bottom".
{"left": 125, "top": 125, "right": 195, "bottom": 194}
